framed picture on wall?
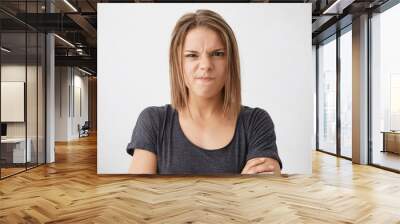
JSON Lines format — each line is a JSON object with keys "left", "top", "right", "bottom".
{"left": 1, "top": 81, "right": 25, "bottom": 122}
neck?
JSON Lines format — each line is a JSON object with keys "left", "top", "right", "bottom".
{"left": 185, "top": 93, "right": 223, "bottom": 120}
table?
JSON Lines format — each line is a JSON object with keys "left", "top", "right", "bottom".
{"left": 1, "top": 138, "right": 32, "bottom": 163}
{"left": 381, "top": 131, "right": 400, "bottom": 154}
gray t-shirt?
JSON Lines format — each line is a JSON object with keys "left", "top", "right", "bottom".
{"left": 126, "top": 104, "right": 282, "bottom": 174}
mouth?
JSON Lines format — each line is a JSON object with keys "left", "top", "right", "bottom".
{"left": 195, "top": 77, "right": 215, "bottom": 84}
{"left": 195, "top": 76, "right": 215, "bottom": 80}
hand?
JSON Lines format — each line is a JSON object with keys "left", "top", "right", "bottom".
{"left": 241, "top": 157, "right": 281, "bottom": 175}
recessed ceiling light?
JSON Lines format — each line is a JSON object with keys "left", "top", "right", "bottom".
{"left": 63, "top": 0, "right": 78, "bottom": 12}
{"left": 323, "top": 0, "right": 354, "bottom": 15}
{"left": 1, "top": 47, "right": 11, "bottom": 53}
{"left": 54, "top": 34, "right": 75, "bottom": 48}
{"left": 77, "top": 67, "right": 93, "bottom": 76}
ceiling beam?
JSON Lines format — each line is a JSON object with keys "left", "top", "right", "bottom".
{"left": 67, "top": 13, "right": 97, "bottom": 46}
{"left": 55, "top": 55, "right": 96, "bottom": 70}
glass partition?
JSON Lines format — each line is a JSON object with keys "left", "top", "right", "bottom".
{"left": 0, "top": 1, "right": 46, "bottom": 179}
{"left": 1, "top": 31, "right": 28, "bottom": 177}
{"left": 318, "top": 36, "right": 337, "bottom": 155}
{"left": 26, "top": 0, "right": 44, "bottom": 170}
{"left": 38, "top": 32, "right": 45, "bottom": 165}
{"left": 339, "top": 28, "right": 352, "bottom": 158}
{"left": 27, "top": 31, "right": 38, "bottom": 170}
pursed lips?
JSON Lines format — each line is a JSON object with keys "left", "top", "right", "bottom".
{"left": 195, "top": 76, "right": 215, "bottom": 80}
{"left": 195, "top": 77, "right": 215, "bottom": 84}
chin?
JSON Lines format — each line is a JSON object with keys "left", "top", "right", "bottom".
{"left": 192, "top": 90, "right": 220, "bottom": 99}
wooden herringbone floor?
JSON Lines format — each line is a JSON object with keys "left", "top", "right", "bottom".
{"left": 0, "top": 134, "right": 400, "bottom": 223}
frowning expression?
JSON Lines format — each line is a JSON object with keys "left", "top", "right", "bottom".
{"left": 182, "top": 26, "right": 228, "bottom": 99}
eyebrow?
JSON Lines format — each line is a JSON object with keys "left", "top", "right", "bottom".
{"left": 184, "top": 48, "right": 225, "bottom": 53}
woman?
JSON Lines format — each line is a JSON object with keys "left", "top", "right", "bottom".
{"left": 127, "top": 9, "right": 282, "bottom": 175}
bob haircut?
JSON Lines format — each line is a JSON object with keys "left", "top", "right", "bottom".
{"left": 169, "top": 9, "right": 241, "bottom": 118}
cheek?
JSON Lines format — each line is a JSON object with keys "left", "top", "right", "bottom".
{"left": 215, "top": 61, "right": 228, "bottom": 81}
{"left": 183, "top": 60, "right": 196, "bottom": 75}
{"left": 182, "top": 62, "right": 194, "bottom": 86}
{"left": 184, "top": 74, "right": 191, "bottom": 88}
{"left": 185, "top": 60, "right": 200, "bottom": 76}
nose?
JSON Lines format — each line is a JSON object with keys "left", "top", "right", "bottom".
{"left": 199, "top": 54, "right": 212, "bottom": 72}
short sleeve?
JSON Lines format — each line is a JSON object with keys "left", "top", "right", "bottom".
{"left": 126, "top": 107, "right": 158, "bottom": 156}
{"left": 246, "top": 108, "right": 282, "bottom": 169}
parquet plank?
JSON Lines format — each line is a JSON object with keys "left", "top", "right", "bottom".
{"left": 0, "top": 134, "right": 399, "bottom": 223}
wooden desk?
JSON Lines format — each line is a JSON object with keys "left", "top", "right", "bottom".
{"left": 381, "top": 131, "right": 400, "bottom": 154}
{"left": 0, "top": 138, "right": 32, "bottom": 163}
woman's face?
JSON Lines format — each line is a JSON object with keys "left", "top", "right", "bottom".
{"left": 182, "top": 26, "right": 228, "bottom": 100}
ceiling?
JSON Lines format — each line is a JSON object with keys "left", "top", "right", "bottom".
{"left": 0, "top": 0, "right": 393, "bottom": 75}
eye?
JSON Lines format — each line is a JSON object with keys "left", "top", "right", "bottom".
{"left": 211, "top": 51, "right": 225, "bottom": 57}
{"left": 185, "top": 54, "right": 198, "bottom": 58}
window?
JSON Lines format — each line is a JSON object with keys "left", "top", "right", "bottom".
{"left": 318, "top": 36, "right": 337, "bottom": 154}
{"left": 340, "top": 28, "right": 352, "bottom": 158}
{"left": 371, "top": 2, "right": 400, "bottom": 171}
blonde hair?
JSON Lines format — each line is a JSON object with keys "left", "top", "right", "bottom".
{"left": 169, "top": 9, "right": 241, "bottom": 118}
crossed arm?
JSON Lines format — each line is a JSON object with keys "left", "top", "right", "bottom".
{"left": 128, "top": 149, "right": 281, "bottom": 175}
{"left": 240, "top": 157, "right": 281, "bottom": 175}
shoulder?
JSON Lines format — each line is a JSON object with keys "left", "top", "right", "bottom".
{"left": 137, "top": 104, "right": 174, "bottom": 126}
{"left": 241, "top": 105, "right": 273, "bottom": 121}
{"left": 139, "top": 104, "right": 173, "bottom": 118}
{"left": 240, "top": 105, "right": 274, "bottom": 128}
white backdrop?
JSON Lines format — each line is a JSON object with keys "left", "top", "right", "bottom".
{"left": 98, "top": 3, "right": 313, "bottom": 174}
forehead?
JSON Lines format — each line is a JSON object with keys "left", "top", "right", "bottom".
{"left": 183, "top": 26, "right": 225, "bottom": 50}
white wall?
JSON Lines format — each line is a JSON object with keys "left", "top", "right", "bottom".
{"left": 55, "top": 67, "right": 89, "bottom": 141}
{"left": 98, "top": 3, "right": 313, "bottom": 174}
{"left": 1, "top": 65, "right": 39, "bottom": 138}
{"left": 72, "top": 72, "right": 89, "bottom": 138}
{"left": 55, "top": 67, "right": 69, "bottom": 141}
{"left": 1, "top": 64, "right": 46, "bottom": 163}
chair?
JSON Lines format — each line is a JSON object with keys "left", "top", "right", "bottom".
{"left": 79, "top": 121, "right": 90, "bottom": 138}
